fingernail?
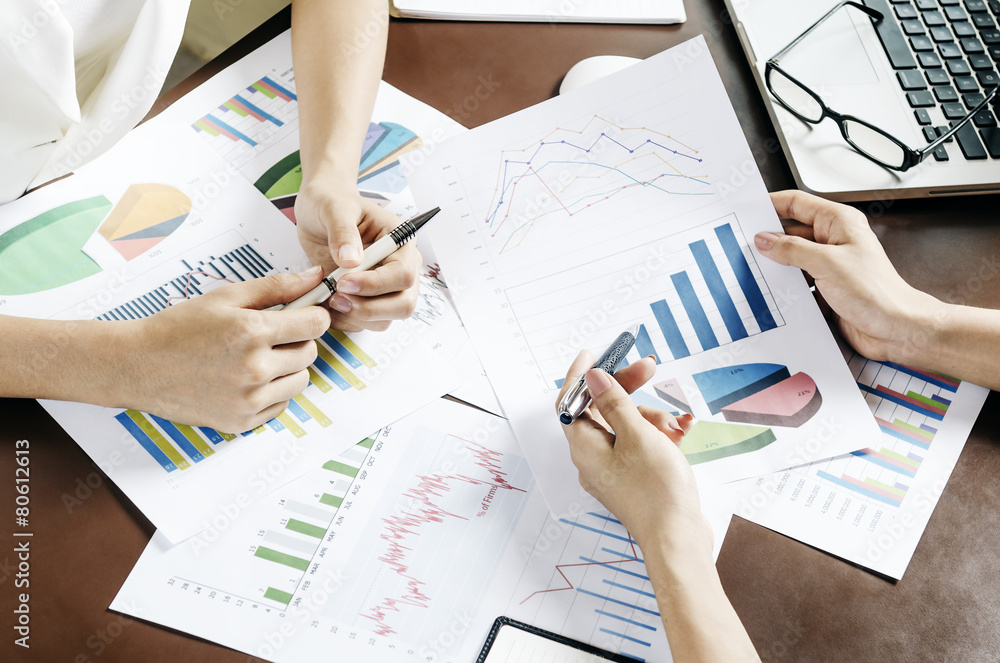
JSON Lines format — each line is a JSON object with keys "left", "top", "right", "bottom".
{"left": 755, "top": 232, "right": 779, "bottom": 252}
{"left": 298, "top": 265, "right": 323, "bottom": 278}
{"left": 584, "top": 369, "right": 613, "bottom": 397}
{"left": 330, "top": 295, "right": 352, "bottom": 313}
{"left": 337, "top": 279, "right": 360, "bottom": 294}
{"left": 338, "top": 245, "right": 361, "bottom": 264}
{"left": 668, "top": 419, "right": 684, "bottom": 432}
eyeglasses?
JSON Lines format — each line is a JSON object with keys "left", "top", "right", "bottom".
{"left": 765, "top": 0, "right": 1000, "bottom": 172}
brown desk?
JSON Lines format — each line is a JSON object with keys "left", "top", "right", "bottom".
{"left": 3, "top": 3, "right": 998, "bottom": 661}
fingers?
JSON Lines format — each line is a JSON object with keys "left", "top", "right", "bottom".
{"left": 638, "top": 408, "right": 693, "bottom": 444}
{"left": 269, "top": 340, "right": 320, "bottom": 376}
{"left": 754, "top": 229, "right": 834, "bottom": 277}
{"left": 265, "top": 306, "right": 332, "bottom": 345}
{"left": 218, "top": 267, "right": 325, "bottom": 310}
{"left": 613, "top": 356, "right": 657, "bottom": 395}
{"left": 336, "top": 243, "right": 421, "bottom": 297}
{"left": 583, "top": 369, "right": 647, "bottom": 444}
{"left": 768, "top": 189, "right": 868, "bottom": 244}
{"left": 557, "top": 350, "right": 595, "bottom": 405}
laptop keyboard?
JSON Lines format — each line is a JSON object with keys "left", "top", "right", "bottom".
{"left": 865, "top": 0, "right": 1000, "bottom": 160}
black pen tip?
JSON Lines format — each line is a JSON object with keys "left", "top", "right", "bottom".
{"left": 410, "top": 207, "right": 441, "bottom": 231}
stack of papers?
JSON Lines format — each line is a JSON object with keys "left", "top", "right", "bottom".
{"left": 390, "top": 0, "right": 686, "bottom": 24}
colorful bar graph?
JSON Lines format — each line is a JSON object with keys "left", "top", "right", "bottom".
{"left": 150, "top": 415, "right": 206, "bottom": 463}
{"left": 875, "top": 417, "right": 934, "bottom": 449}
{"left": 312, "top": 354, "right": 352, "bottom": 390}
{"left": 286, "top": 399, "right": 311, "bottom": 424}
{"left": 276, "top": 412, "right": 306, "bottom": 438}
{"left": 252, "top": 76, "right": 296, "bottom": 101}
{"left": 858, "top": 383, "right": 947, "bottom": 420}
{"left": 816, "top": 470, "right": 905, "bottom": 507}
{"left": 263, "top": 587, "right": 293, "bottom": 604}
{"left": 851, "top": 448, "right": 920, "bottom": 477}
{"left": 198, "top": 428, "right": 225, "bottom": 445}
{"left": 689, "top": 239, "right": 749, "bottom": 341}
{"left": 231, "top": 94, "right": 283, "bottom": 125}
{"left": 201, "top": 115, "right": 257, "bottom": 146}
{"left": 559, "top": 518, "right": 632, "bottom": 543}
{"left": 650, "top": 299, "right": 690, "bottom": 359}
{"left": 115, "top": 411, "right": 180, "bottom": 472}
{"left": 322, "top": 331, "right": 363, "bottom": 369}
{"left": 306, "top": 366, "right": 333, "bottom": 393}
{"left": 599, "top": 627, "right": 652, "bottom": 648}
{"left": 671, "top": 272, "right": 718, "bottom": 350}
{"left": 266, "top": 418, "right": 285, "bottom": 433}
{"left": 253, "top": 546, "right": 309, "bottom": 571}
{"left": 293, "top": 394, "right": 332, "bottom": 427}
{"left": 595, "top": 610, "right": 658, "bottom": 631}
{"left": 715, "top": 223, "right": 777, "bottom": 332}
{"left": 331, "top": 331, "right": 377, "bottom": 367}
{"left": 314, "top": 341, "right": 365, "bottom": 390}
{"left": 882, "top": 362, "right": 960, "bottom": 392}
{"left": 632, "top": 324, "right": 660, "bottom": 363}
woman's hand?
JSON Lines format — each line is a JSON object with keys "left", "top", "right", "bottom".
{"left": 557, "top": 351, "right": 711, "bottom": 556}
{"left": 757, "top": 190, "right": 943, "bottom": 363}
{"left": 121, "top": 267, "right": 332, "bottom": 432}
{"left": 294, "top": 182, "right": 421, "bottom": 332}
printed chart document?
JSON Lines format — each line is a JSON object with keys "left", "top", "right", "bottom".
{"left": 408, "top": 36, "right": 881, "bottom": 515}
{"left": 734, "top": 348, "right": 989, "bottom": 579}
{"left": 113, "top": 397, "right": 737, "bottom": 662}
{"left": 389, "top": 0, "right": 686, "bottom": 23}
{"left": 0, "top": 126, "right": 458, "bottom": 542}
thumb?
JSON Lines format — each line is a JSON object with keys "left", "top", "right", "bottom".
{"left": 585, "top": 369, "right": 646, "bottom": 440}
{"left": 754, "top": 231, "right": 832, "bottom": 277}
{"left": 327, "top": 209, "right": 364, "bottom": 269}
{"left": 218, "top": 266, "right": 325, "bottom": 309}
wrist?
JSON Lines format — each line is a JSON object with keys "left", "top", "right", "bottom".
{"left": 885, "top": 292, "right": 950, "bottom": 367}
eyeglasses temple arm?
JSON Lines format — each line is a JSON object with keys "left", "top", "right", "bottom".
{"left": 921, "top": 85, "right": 1000, "bottom": 156}
{"left": 771, "top": 1, "right": 884, "bottom": 61}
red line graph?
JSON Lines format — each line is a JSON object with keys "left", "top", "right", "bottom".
{"left": 362, "top": 436, "right": 525, "bottom": 636}
{"left": 518, "top": 533, "right": 640, "bottom": 605}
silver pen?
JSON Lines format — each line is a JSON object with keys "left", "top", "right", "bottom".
{"left": 282, "top": 207, "right": 440, "bottom": 310}
{"left": 557, "top": 324, "right": 641, "bottom": 425}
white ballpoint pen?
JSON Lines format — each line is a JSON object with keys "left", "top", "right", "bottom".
{"left": 282, "top": 207, "right": 440, "bottom": 310}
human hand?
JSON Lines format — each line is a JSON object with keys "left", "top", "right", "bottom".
{"left": 557, "top": 351, "right": 711, "bottom": 556}
{"left": 120, "top": 267, "right": 332, "bottom": 432}
{"left": 756, "top": 190, "right": 943, "bottom": 362}
{"left": 294, "top": 181, "right": 421, "bottom": 332}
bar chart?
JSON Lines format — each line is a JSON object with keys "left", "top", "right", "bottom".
{"left": 191, "top": 74, "right": 299, "bottom": 169}
{"left": 95, "top": 243, "right": 272, "bottom": 320}
{"left": 811, "top": 357, "right": 959, "bottom": 508}
{"left": 509, "top": 213, "right": 784, "bottom": 387}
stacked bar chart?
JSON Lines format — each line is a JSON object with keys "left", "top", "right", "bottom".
{"left": 191, "top": 74, "right": 298, "bottom": 166}
{"left": 811, "top": 358, "right": 959, "bottom": 508}
{"left": 95, "top": 244, "right": 273, "bottom": 320}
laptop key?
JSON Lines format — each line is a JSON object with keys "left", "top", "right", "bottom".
{"left": 989, "top": 0, "right": 1000, "bottom": 12}
{"left": 919, "top": 51, "right": 944, "bottom": 67}
{"left": 970, "top": 53, "right": 994, "bottom": 68}
{"left": 962, "top": 38, "right": 986, "bottom": 54}
{"left": 948, "top": 59, "right": 973, "bottom": 74}
{"left": 866, "top": 0, "right": 919, "bottom": 68}
{"left": 923, "top": 9, "right": 946, "bottom": 25}
{"left": 935, "top": 85, "right": 960, "bottom": 101}
{"left": 943, "top": 102, "right": 969, "bottom": 117}
{"left": 991, "top": 45, "right": 1000, "bottom": 60}
{"left": 915, "top": 108, "right": 934, "bottom": 124}
{"left": 927, "top": 69, "right": 951, "bottom": 84}
{"left": 896, "top": 3, "right": 919, "bottom": 18}
{"left": 945, "top": 5, "right": 969, "bottom": 20}
{"left": 933, "top": 144, "right": 950, "bottom": 160}
{"left": 936, "top": 125, "right": 957, "bottom": 141}
{"left": 953, "top": 21, "right": 977, "bottom": 36}
{"left": 974, "top": 109, "right": 998, "bottom": 126}
{"left": 955, "top": 122, "right": 989, "bottom": 157}
{"left": 907, "top": 90, "right": 937, "bottom": 106}
{"left": 899, "top": 70, "right": 928, "bottom": 89}
{"left": 982, "top": 29, "right": 1000, "bottom": 44}
{"left": 964, "top": 91, "right": 987, "bottom": 106}
{"left": 955, "top": 75, "right": 980, "bottom": 90}
{"left": 930, "top": 25, "right": 955, "bottom": 41}
{"left": 972, "top": 14, "right": 995, "bottom": 29}
{"left": 911, "top": 35, "right": 935, "bottom": 51}
{"left": 980, "top": 127, "right": 1000, "bottom": 157}
{"left": 978, "top": 70, "right": 1000, "bottom": 85}
{"left": 965, "top": 0, "right": 986, "bottom": 10}
{"left": 940, "top": 42, "right": 963, "bottom": 57}
{"left": 916, "top": 0, "right": 938, "bottom": 8}
{"left": 923, "top": 126, "right": 939, "bottom": 142}
{"left": 903, "top": 18, "right": 927, "bottom": 34}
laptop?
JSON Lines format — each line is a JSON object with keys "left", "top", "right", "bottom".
{"left": 723, "top": 0, "right": 1000, "bottom": 201}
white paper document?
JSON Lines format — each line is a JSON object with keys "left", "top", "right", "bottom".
{"left": 112, "top": 398, "right": 737, "bottom": 663}
{"left": 734, "top": 350, "right": 989, "bottom": 579}
{"left": 408, "top": 36, "right": 881, "bottom": 515}
{"left": 389, "top": 0, "right": 686, "bottom": 23}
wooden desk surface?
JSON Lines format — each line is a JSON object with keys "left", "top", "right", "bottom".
{"left": 3, "top": 3, "right": 998, "bottom": 661}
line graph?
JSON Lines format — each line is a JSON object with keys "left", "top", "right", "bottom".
{"left": 483, "top": 115, "right": 712, "bottom": 254}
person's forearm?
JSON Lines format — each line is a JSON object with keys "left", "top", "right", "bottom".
{"left": 643, "top": 526, "right": 760, "bottom": 663}
{"left": 893, "top": 301, "right": 1000, "bottom": 391}
{"left": 292, "top": 0, "right": 386, "bottom": 185}
{"left": 0, "top": 315, "right": 138, "bottom": 405}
